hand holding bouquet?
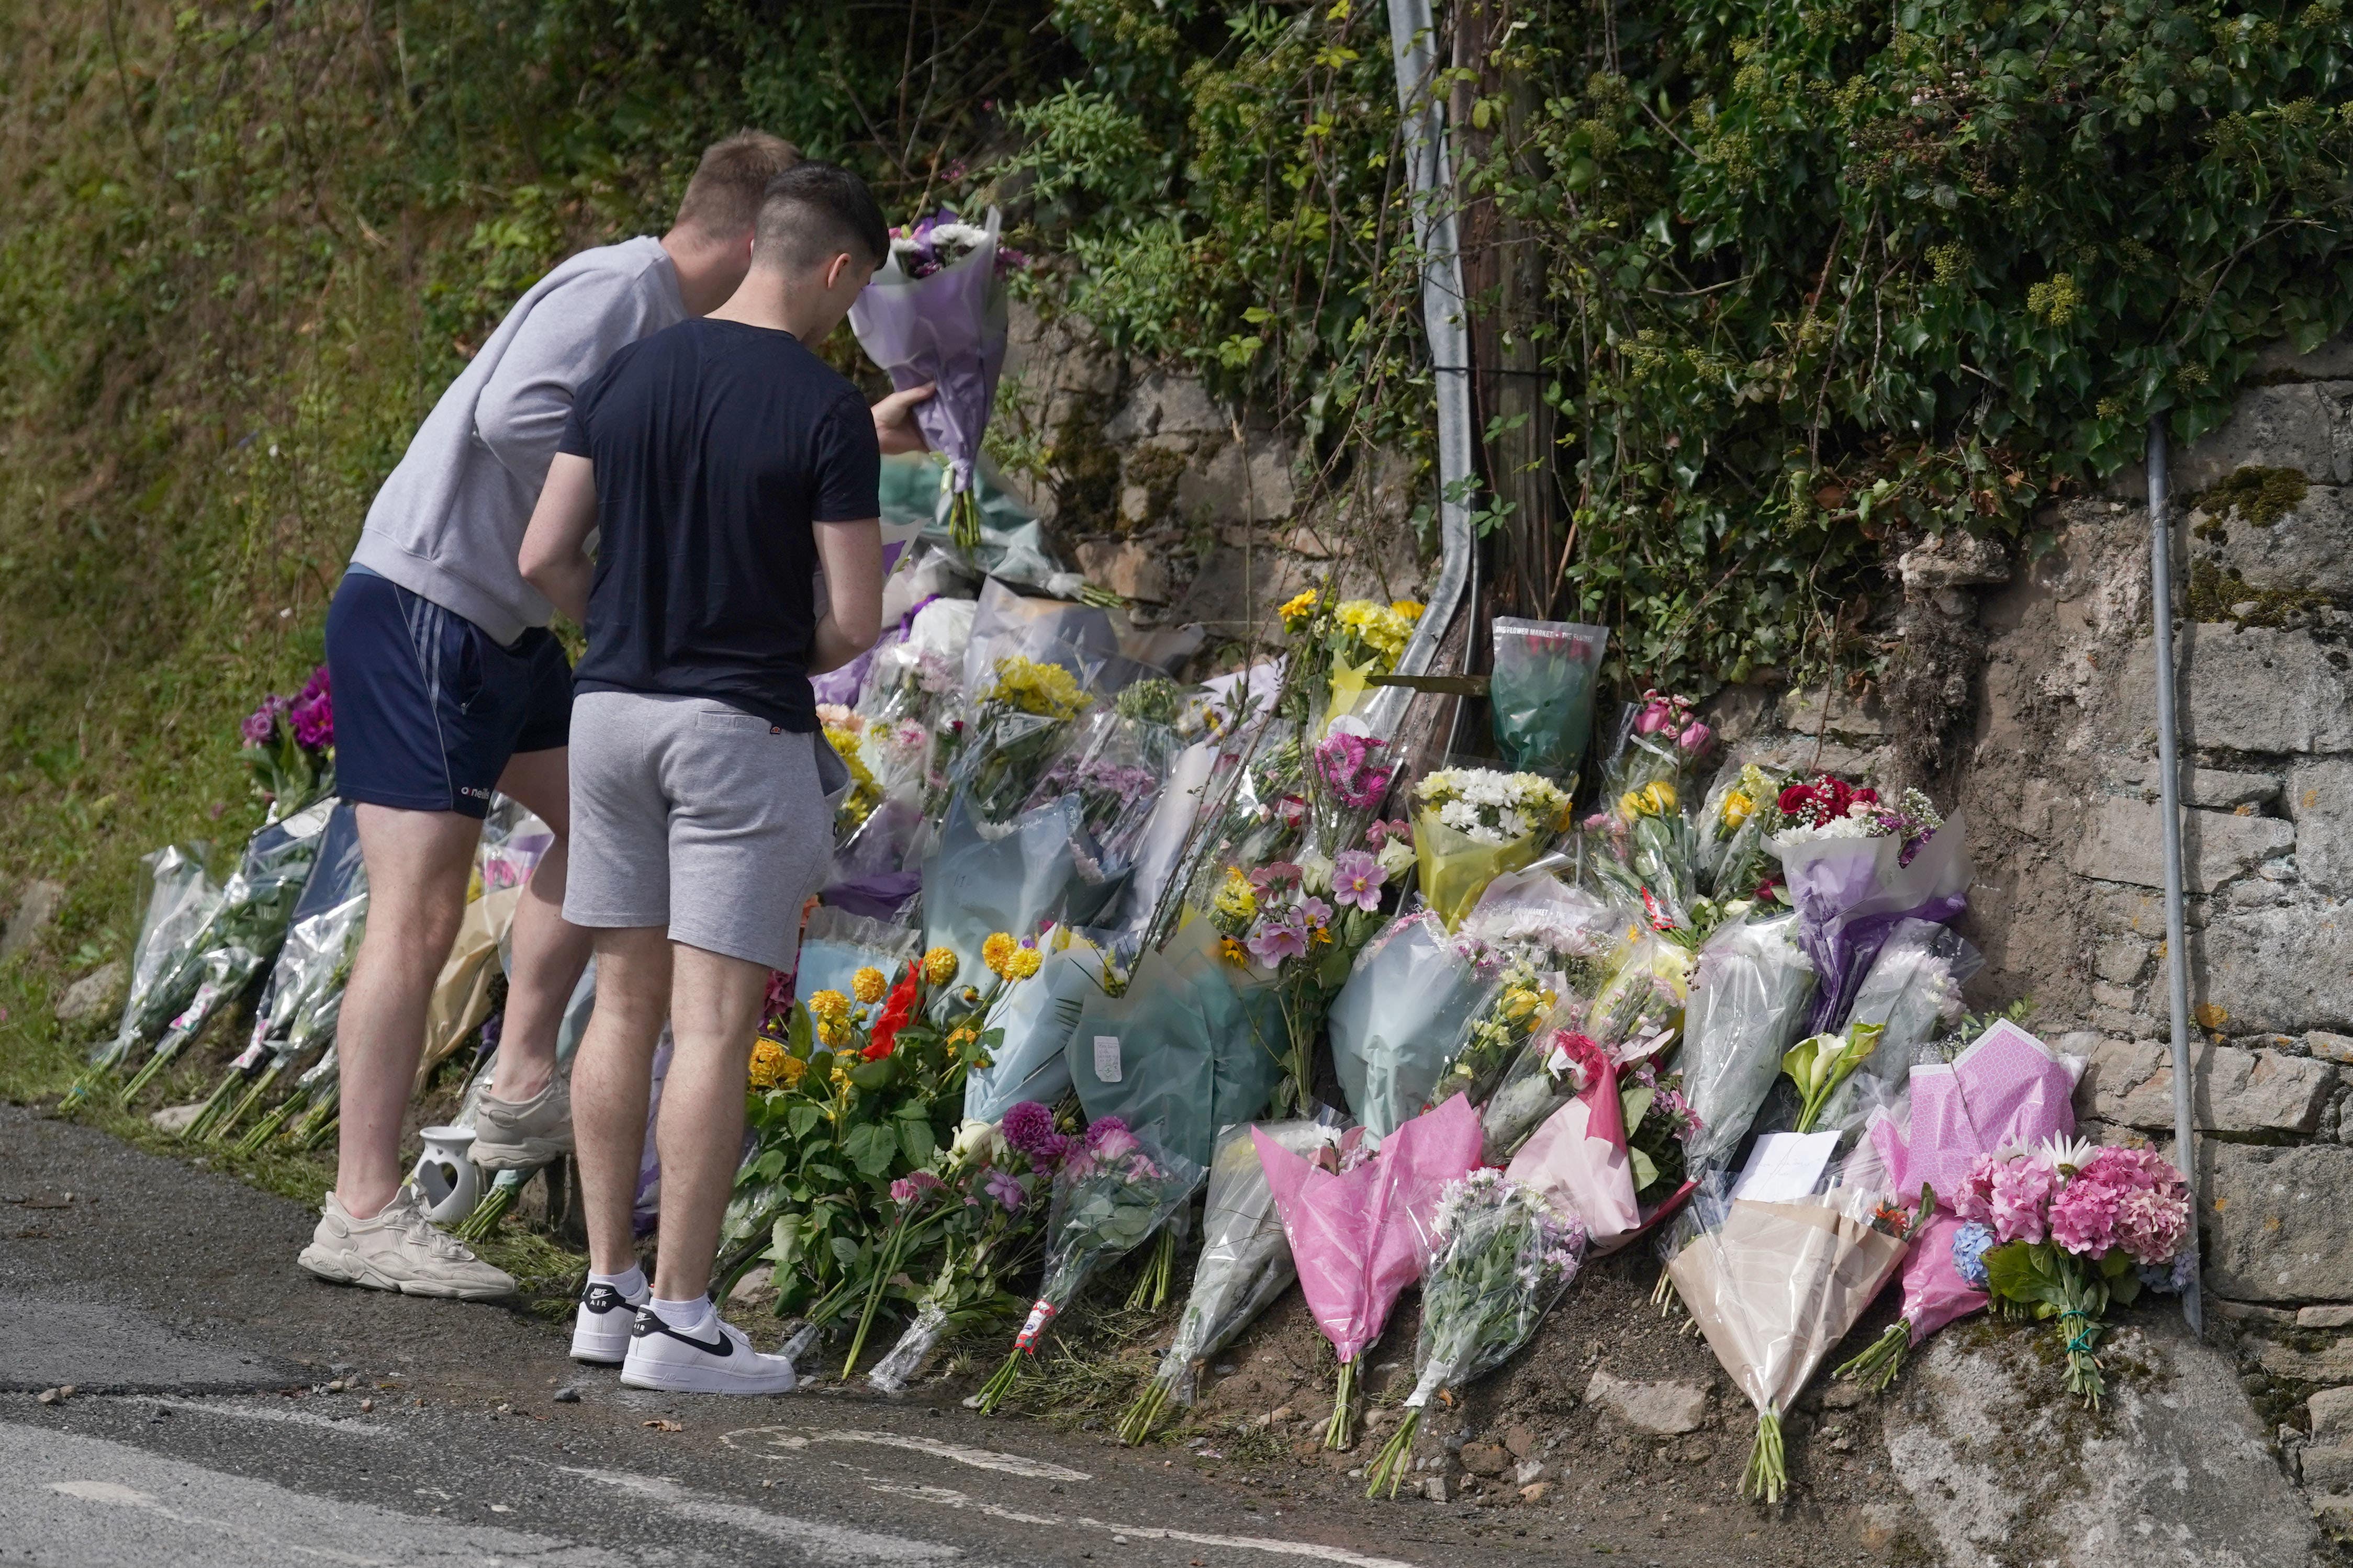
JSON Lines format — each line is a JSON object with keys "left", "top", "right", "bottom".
{"left": 1364, "top": 1170, "right": 1586, "bottom": 1497}
{"left": 1954, "top": 1138, "right": 2190, "bottom": 1407}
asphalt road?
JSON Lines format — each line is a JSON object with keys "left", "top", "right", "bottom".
{"left": 0, "top": 1107, "right": 1658, "bottom": 1568}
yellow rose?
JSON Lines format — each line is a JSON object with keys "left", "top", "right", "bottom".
{"left": 923, "top": 946, "right": 959, "bottom": 985}
{"left": 981, "top": 932, "right": 1018, "bottom": 978}
{"left": 1617, "top": 789, "right": 1650, "bottom": 822}
{"left": 1644, "top": 781, "right": 1678, "bottom": 815}
{"left": 852, "top": 966, "right": 887, "bottom": 1003}
{"left": 806, "top": 989, "right": 850, "bottom": 1023}
{"left": 1720, "top": 789, "right": 1754, "bottom": 831}
{"left": 1003, "top": 945, "right": 1042, "bottom": 980}
{"left": 748, "top": 1039, "right": 788, "bottom": 1089}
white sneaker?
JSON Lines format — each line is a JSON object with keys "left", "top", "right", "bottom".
{"left": 471, "top": 1076, "right": 574, "bottom": 1170}
{"left": 570, "top": 1278, "right": 651, "bottom": 1364}
{"left": 619, "top": 1305, "right": 797, "bottom": 1395}
{"left": 298, "top": 1188, "right": 517, "bottom": 1300}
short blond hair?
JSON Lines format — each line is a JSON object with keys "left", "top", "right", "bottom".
{"left": 674, "top": 130, "right": 801, "bottom": 239}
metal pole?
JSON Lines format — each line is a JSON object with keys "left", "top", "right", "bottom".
{"left": 1383, "top": 0, "right": 1473, "bottom": 686}
{"left": 2148, "top": 417, "right": 2203, "bottom": 1335}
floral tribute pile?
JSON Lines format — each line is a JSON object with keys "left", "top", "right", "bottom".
{"left": 84, "top": 532, "right": 2200, "bottom": 1514}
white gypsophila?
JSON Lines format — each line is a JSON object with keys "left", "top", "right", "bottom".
{"left": 1777, "top": 814, "right": 1877, "bottom": 844}
{"left": 925, "top": 221, "right": 990, "bottom": 252}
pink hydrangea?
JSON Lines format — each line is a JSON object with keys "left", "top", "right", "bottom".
{"left": 2046, "top": 1175, "right": 2121, "bottom": 1257}
{"left": 2114, "top": 1186, "right": 2190, "bottom": 1267}
{"left": 1987, "top": 1155, "right": 2058, "bottom": 1245}
{"left": 1954, "top": 1153, "right": 2002, "bottom": 1226}
{"left": 2080, "top": 1144, "right": 2183, "bottom": 1198}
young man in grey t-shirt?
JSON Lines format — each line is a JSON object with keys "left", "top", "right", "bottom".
{"left": 300, "top": 132, "right": 930, "bottom": 1302}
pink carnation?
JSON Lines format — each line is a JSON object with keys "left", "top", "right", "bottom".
{"left": 1987, "top": 1155, "right": 2058, "bottom": 1245}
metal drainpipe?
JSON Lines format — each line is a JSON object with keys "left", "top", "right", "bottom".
{"left": 1383, "top": 0, "right": 1473, "bottom": 689}
{"left": 2147, "top": 417, "right": 2204, "bottom": 1335}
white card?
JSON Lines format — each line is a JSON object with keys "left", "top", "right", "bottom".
{"left": 1731, "top": 1131, "right": 1843, "bottom": 1204}
{"left": 1093, "top": 1034, "right": 1123, "bottom": 1084}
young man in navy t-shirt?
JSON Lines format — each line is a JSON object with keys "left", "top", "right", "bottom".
{"left": 519, "top": 163, "right": 890, "bottom": 1393}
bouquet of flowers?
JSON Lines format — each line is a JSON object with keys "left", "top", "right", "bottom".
{"left": 1277, "top": 589, "right": 1424, "bottom": 734}
{"left": 921, "top": 792, "right": 1085, "bottom": 997}
{"left": 1770, "top": 776, "right": 1968, "bottom": 1032}
{"left": 973, "top": 1118, "right": 1205, "bottom": 1412}
{"left": 1480, "top": 932, "right": 1690, "bottom": 1161}
{"left": 1304, "top": 719, "right": 1397, "bottom": 859}
{"left": 1504, "top": 1032, "right": 1639, "bottom": 1248}
{"left": 1694, "top": 762, "right": 1784, "bottom": 904}
{"left": 1118, "top": 1112, "right": 1342, "bottom": 1442}
{"left": 238, "top": 665, "right": 334, "bottom": 821}
{"left": 1678, "top": 912, "right": 1820, "bottom": 1169}
{"left": 1665, "top": 1169, "right": 1925, "bottom": 1503}
{"left": 1954, "top": 1138, "right": 2190, "bottom": 1406}
{"left": 961, "top": 924, "right": 1116, "bottom": 1122}
{"left": 867, "top": 1103, "right": 1068, "bottom": 1394}
{"left": 1411, "top": 768, "right": 1569, "bottom": 930}
{"left": 1778, "top": 1020, "right": 1887, "bottom": 1134}
{"left": 1487, "top": 618, "right": 1609, "bottom": 783}
{"left": 1364, "top": 1170, "right": 1586, "bottom": 1497}
{"left": 1599, "top": 690, "right": 1713, "bottom": 811}
{"left": 1255, "top": 1093, "right": 1483, "bottom": 1449}
{"left": 849, "top": 208, "right": 1017, "bottom": 550}
{"left": 723, "top": 937, "right": 1025, "bottom": 1323}
{"left": 954, "top": 653, "right": 1096, "bottom": 822}
{"left": 1067, "top": 917, "right": 1286, "bottom": 1169}
{"left": 1204, "top": 850, "right": 1391, "bottom": 1115}
{"left": 1839, "top": 918, "right": 1981, "bottom": 1082}
{"left": 1327, "top": 912, "right": 1489, "bottom": 1137}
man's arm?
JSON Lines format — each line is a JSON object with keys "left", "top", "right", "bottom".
{"left": 808, "top": 517, "right": 884, "bottom": 674}
{"left": 518, "top": 454, "right": 600, "bottom": 625}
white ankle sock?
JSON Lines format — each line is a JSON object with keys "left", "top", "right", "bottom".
{"left": 590, "top": 1265, "right": 647, "bottom": 1301}
{"left": 650, "top": 1294, "right": 713, "bottom": 1333}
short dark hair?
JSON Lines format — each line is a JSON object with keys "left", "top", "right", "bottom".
{"left": 674, "top": 130, "right": 801, "bottom": 238}
{"left": 752, "top": 162, "right": 891, "bottom": 275}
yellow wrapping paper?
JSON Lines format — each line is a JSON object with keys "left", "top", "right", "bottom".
{"left": 411, "top": 882, "right": 525, "bottom": 1091}
{"left": 1413, "top": 809, "right": 1549, "bottom": 931}
{"left": 1322, "top": 653, "right": 1375, "bottom": 735}
{"left": 1665, "top": 1195, "right": 1907, "bottom": 1418}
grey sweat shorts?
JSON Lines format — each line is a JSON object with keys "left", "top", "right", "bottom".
{"left": 564, "top": 691, "right": 848, "bottom": 972}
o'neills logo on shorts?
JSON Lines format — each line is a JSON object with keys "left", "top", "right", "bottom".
{"left": 1014, "top": 1300, "right": 1056, "bottom": 1352}
{"left": 460, "top": 785, "right": 492, "bottom": 799}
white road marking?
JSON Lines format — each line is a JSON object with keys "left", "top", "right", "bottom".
{"left": 868, "top": 1482, "right": 1427, "bottom": 1568}
{"left": 720, "top": 1424, "right": 1092, "bottom": 1481}
{"left": 46, "top": 1475, "right": 408, "bottom": 1564}
{"left": 49, "top": 1480, "right": 152, "bottom": 1504}
{"left": 562, "top": 1467, "right": 963, "bottom": 1564}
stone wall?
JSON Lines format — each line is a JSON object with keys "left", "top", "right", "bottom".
{"left": 1717, "top": 336, "right": 2353, "bottom": 1544}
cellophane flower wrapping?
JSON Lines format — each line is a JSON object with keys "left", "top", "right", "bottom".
{"left": 1150, "top": 1113, "right": 1344, "bottom": 1404}
{"left": 1480, "top": 932, "right": 1690, "bottom": 1162}
{"left": 1842, "top": 918, "right": 1982, "bottom": 1083}
{"left": 1775, "top": 811, "right": 1971, "bottom": 1033}
{"left": 1665, "top": 1168, "right": 1910, "bottom": 1447}
{"left": 848, "top": 208, "right": 1009, "bottom": 502}
{"left": 1891, "top": 1212, "right": 1987, "bottom": 1345}
{"left": 1487, "top": 618, "right": 1609, "bottom": 782}
{"left": 794, "top": 906, "right": 924, "bottom": 1018}
{"left": 1404, "top": 1170, "right": 1587, "bottom": 1409}
{"left": 1066, "top": 917, "right": 1287, "bottom": 1170}
{"left": 1411, "top": 768, "right": 1568, "bottom": 930}
{"left": 1025, "top": 707, "right": 1178, "bottom": 926}
{"left": 107, "top": 800, "right": 333, "bottom": 1080}
{"left": 1017, "top": 1124, "right": 1205, "bottom": 1347}
{"left": 921, "top": 791, "right": 1085, "bottom": 994}
{"left": 1255, "top": 1093, "right": 1485, "bottom": 1369}
{"left": 963, "top": 925, "right": 1117, "bottom": 1123}
{"left": 1327, "top": 912, "right": 1487, "bottom": 1137}
{"left": 1679, "top": 912, "right": 1819, "bottom": 1169}
{"left": 1506, "top": 1038, "right": 1641, "bottom": 1249}
{"left": 230, "top": 801, "right": 363, "bottom": 1078}
{"left": 1419, "top": 874, "right": 1628, "bottom": 1112}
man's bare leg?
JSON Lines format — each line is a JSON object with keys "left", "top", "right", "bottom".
{"left": 649, "top": 942, "right": 768, "bottom": 1302}
{"left": 333, "top": 805, "right": 479, "bottom": 1217}
{"left": 572, "top": 927, "right": 671, "bottom": 1278}
{"left": 484, "top": 747, "right": 592, "bottom": 1103}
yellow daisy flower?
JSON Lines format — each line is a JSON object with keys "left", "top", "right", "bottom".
{"left": 1003, "top": 945, "right": 1042, "bottom": 981}
{"left": 923, "top": 946, "right": 959, "bottom": 985}
{"left": 806, "top": 989, "right": 851, "bottom": 1024}
{"left": 851, "top": 966, "right": 887, "bottom": 1004}
{"left": 981, "top": 932, "right": 1018, "bottom": 978}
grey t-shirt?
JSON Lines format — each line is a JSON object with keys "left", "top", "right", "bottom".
{"left": 350, "top": 236, "right": 685, "bottom": 645}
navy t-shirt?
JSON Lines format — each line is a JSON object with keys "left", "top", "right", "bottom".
{"left": 558, "top": 317, "right": 880, "bottom": 731}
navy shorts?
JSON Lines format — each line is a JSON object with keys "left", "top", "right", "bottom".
{"left": 324, "top": 569, "right": 573, "bottom": 819}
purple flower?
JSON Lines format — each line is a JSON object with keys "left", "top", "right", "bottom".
{"left": 890, "top": 1170, "right": 946, "bottom": 1206}
{"left": 984, "top": 1169, "right": 1025, "bottom": 1212}
{"left": 1296, "top": 895, "right": 1332, "bottom": 927}
{"left": 240, "top": 707, "right": 277, "bottom": 746}
{"left": 1248, "top": 861, "right": 1303, "bottom": 893}
{"left": 1083, "top": 1115, "right": 1132, "bottom": 1153}
{"left": 1246, "top": 916, "right": 1309, "bottom": 966}
{"left": 1330, "top": 850, "right": 1385, "bottom": 911}
{"left": 1001, "top": 1101, "right": 1058, "bottom": 1160}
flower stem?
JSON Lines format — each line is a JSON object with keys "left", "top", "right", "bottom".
{"left": 1125, "top": 1226, "right": 1177, "bottom": 1312}
{"left": 1118, "top": 1372, "right": 1174, "bottom": 1447}
{"left": 1324, "top": 1357, "right": 1358, "bottom": 1450}
{"left": 2058, "top": 1304, "right": 2106, "bottom": 1408}
{"left": 180, "top": 1068, "right": 245, "bottom": 1141}
{"left": 1739, "top": 1406, "right": 1786, "bottom": 1504}
{"left": 974, "top": 1348, "right": 1026, "bottom": 1415}
{"left": 1364, "top": 1406, "right": 1422, "bottom": 1499}
{"left": 842, "top": 1213, "right": 911, "bottom": 1383}
{"left": 236, "top": 1095, "right": 300, "bottom": 1155}
{"left": 1832, "top": 1322, "right": 1909, "bottom": 1393}
{"left": 210, "top": 1062, "right": 284, "bottom": 1143}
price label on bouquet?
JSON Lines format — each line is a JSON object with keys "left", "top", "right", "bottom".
{"left": 1093, "top": 1035, "right": 1123, "bottom": 1084}
{"left": 1014, "top": 1300, "right": 1056, "bottom": 1352}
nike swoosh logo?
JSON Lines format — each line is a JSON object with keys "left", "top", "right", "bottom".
{"left": 639, "top": 1318, "right": 733, "bottom": 1357}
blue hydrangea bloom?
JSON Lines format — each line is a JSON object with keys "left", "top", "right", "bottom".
{"left": 1952, "top": 1221, "right": 1997, "bottom": 1290}
{"left": 2138, "top": 1250, "right": 2195, "bottom": 1295}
